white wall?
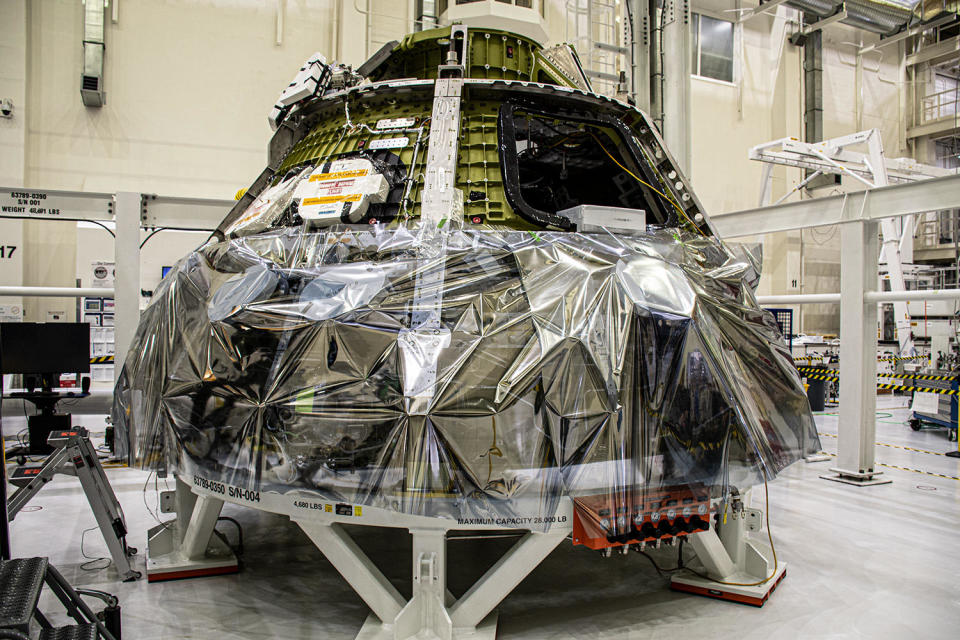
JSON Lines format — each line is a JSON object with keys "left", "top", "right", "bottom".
{"left": 75, "top": 225, "right": 207, "bottom": 294}
{"left": 0, "top": 1, "right": 27, "bottom": 320}
{"left": 0, "top": 0, "right": 27, "bottom": 188}
{"left": 688, "top": 1, "right": 905, "bottom": 334}
{"left": 26, "top": 0, "right": 346, "bottom": 197}
{"left": 15, "top": 0, "right": 352, "bottom": 321}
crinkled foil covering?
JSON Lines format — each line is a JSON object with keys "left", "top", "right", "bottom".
{"left": 113, "top": 225, "right": 818, "bottom": 530}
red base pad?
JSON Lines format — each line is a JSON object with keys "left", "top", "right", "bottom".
{"left": 147, "top": 564, "right": 240, "bottom": 583}
{"left": 670, "top": 569, "right": 786, "bottom": 607}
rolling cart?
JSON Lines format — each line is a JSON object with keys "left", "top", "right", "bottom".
{"left": 907, "top": 372, "right": 959, "bottom": 442}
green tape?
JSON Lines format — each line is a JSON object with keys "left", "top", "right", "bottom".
{"left": 295, "top": 387, "right": 315, "bottom": 414}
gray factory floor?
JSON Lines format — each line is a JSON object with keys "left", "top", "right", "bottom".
{"left": 4, "top": 396, "right": 959, "bottom": 639}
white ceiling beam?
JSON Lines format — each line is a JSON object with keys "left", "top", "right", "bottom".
{"left": 710, "top": 173, "right": 960, "bottom": 237}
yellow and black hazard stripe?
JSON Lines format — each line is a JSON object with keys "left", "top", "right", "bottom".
{"left": 90, "top": 355, "right": 114, "bottom": 364}
{"left": 794, "top": 356, "right": 826, "bottom": 362}
{"left": 877, "top": 372, "right": 958, "bottom": 382}
{"left": 876, "top": 382, "right": 959, "bottom": 395}
{"left": 798, "top": 367, "right": 957, "bottom": 392}
{"left": 796, "top": 366, "right": 837, "bottom": 374}
{"left": 878, "top": 354, "right": 930, "bottom": 362}
{"left": 818, "top": 451, "right": 959, "bottom": 481}
{"left": 876, "top": 463, "right": 959, "bottom": 481}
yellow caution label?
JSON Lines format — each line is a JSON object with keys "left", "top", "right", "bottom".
{"left": 324, "top": 504, "right": 332, "bottom": 513}
{"left": 302, "top": 194, "right": 362, "bottom": 206}
{"left": 354, "top": 506, "right": 362, "bottom": 517}
{"left": 310, "top": 169, "right": 368, "bottom": 182}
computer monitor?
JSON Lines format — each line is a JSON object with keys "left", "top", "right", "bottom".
{"left": 162, "top": 265, "right": 173, "bottom": 279}
{"left": 1, "top": 322, "right": 91, "bottom": 454}
{"left": 0, "top": 322, "right": 91, "bottom": 375}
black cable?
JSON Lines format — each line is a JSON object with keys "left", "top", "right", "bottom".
{"left": 216, "top": 516, "right": 244, "bottom": 555}
{"left": 80, "top": 526, "right": 111, "bottom": 571}
{"left": 85, "top": 220, "right": 116, "bottom": 238}
{"left": 636, "top": 546, "right": 687, "bottom": 578}
{"left": 140, "top": 227, "right": 168, "bottom": 249}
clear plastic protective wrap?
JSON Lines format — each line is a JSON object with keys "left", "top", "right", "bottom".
{"left": 114, "top": 220, "right": 818, "bottom": 534}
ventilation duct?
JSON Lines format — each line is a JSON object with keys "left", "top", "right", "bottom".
{"left": 785, "top": 0, "right": 923, "bottom": 35}
{"left": 81, "top": 0, "right": 107, "bottom": 107}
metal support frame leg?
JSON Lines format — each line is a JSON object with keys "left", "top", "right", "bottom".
{"left": 297, "top": 522, "right": 405, "bottom": 628}
{"left": 145, "top": 477, "right": 238, "bottom": 581}
{"left": 866, "top": 130, "right": 915, "bottom": 355}
{"left": 296, "top": 520, "right": 566, "bottom": 640}
{"left": 823, "top": 220, "right": 891, "bottom": 486}
{"left": 448, "top": 531, "right": 564, "bottom": 629}
{"left": 758, "top": 162, "right": 774, "bottom": 208}
{"left": 670, "top": 495, "right": 787, "bottom": 607}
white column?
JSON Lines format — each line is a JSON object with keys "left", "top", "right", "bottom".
{"left": 824, "top": 220, "right": 890, "bottom": 485}
{"left": 113, "top": 192, "right": 141, "bottom": 380}
{"left": 394, "top": 528, "right": 452, "bottom": 640}
{"left": 661, "top": 0, "right": 692, "bottom": 176}
{"left": 629, "top": 0, "right": 650, "bottom": 111}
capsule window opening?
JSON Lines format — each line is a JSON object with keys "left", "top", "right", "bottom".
{"left": 498, "top": 106, "right": 676, "bottom": 230}
{"left": 516, "top": 115, "right": 653, "bottom": 214}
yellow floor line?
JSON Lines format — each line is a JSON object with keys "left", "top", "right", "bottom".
{"left": 817, "top": 432, "right": 946, "bottom": 457}
{"left": 819, "top": 451, "right": 959, "bottom": 481}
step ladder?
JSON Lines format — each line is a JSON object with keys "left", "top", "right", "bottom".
{"left": 6, "top": 429, "right": 140, "bottom": 582}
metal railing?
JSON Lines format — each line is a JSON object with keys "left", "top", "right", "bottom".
{"left": 921, "top": 86, "right": 960, "bottom": 124}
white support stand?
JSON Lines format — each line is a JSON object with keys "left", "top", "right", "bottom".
{"left": 822, "top": 220, "right": 892, "bottom": 486}
{"left": 297, "top": 520, "right": 566, "bottom": 640}
{"left": 113, "top": 191, "right": 141, "bottom": 382}
{"left": 145, "top": 477, "right": 239, "bottom": 582}
{"left": 671, "top": 494, "right": 786, "bottom": 607}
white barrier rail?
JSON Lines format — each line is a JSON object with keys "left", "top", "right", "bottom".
{"left": 759, "top": 289, "right": 960, "bottom": 305}
{"left": 0, "top": 286, "right": 115, "bottom": 298}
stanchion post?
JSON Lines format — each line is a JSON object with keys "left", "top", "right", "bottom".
{"left": 947, "top": 387, "right": 960, "bottom": 458}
